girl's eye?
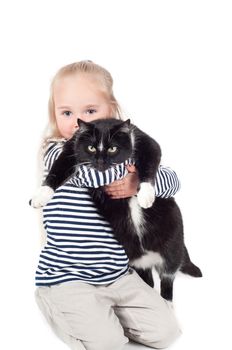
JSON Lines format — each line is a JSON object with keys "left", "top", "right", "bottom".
{"left": 86, "top": 109, "right": 97, "bottom": 115}
{"left": 87, "top": 145, "right": 97, "bottom": 153}
{"left": 63, "top": 111, "right": 73, "bottom": 117}
{"left": 107, "top": 146, "right": 118, "bottom": 154}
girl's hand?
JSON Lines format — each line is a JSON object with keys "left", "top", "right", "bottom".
{"left": 104, "top": 165, "right": 139, "bottom": 199}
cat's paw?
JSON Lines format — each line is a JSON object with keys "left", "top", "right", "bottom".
{"left": 30, "top": 186, "right": 54, "bottom": 208}
{"left": 137, "top": 182, "right": 155, "bottom": 209}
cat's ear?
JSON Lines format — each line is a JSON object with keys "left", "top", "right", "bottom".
{"left": 119, "top": 119, "right": 131, "bottom": 132}
{"left": 77, "top": 119, "right": 93, "bottom": 132}
{"left": 124, "top": 119, "right": 131, "bottom": 125}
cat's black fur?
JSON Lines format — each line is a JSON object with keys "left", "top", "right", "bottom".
{"left": 38, "top": 118, "right": 202, "bottom": 301}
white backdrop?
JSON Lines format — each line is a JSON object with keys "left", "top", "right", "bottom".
{"left": 0, "top": 1, "right": 231, "bottom": 349}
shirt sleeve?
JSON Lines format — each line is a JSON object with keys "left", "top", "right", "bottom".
{"left": 155, "top": 165, "right": 181, "bottom": 198}
{"left": 42, "top": 142, "right": 180, "bottom": 198}
{"left": 43, "top": 141, "right": 65, "bottom": 180}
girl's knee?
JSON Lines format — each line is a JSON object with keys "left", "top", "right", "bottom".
{"left": 94, "top": 337, "right": 126, "bottom": 350}
{"left": 135, "top": 303, "right": 182, "bottom": 349}
{"left": 84, "top": 327, "right": 128, "bottom": 350}
{"left": 146, "top": 316, "right": 181, "bottom": 348}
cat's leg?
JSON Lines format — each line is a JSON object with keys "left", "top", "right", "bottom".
{"left": 160, "top": 274, "right": 175, "bottom": 301}
{"left": 44, "top": 152, "right": 77, "bottom": 190}
{"left": 133, "top": 268, "right": 154, "bottom": 288}
{"left": 133, "top": 132, "right": 161, "bottom": 208}
{"left": 137, "top": 183, "right": 156, "bottom": 209}
{"left": 30, "top": 152, "right": 76, "bottom": 208}
{"left": 29, "top": 185, "right": 55, "bottom": 208}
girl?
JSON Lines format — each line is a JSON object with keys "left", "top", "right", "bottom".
{"left": 35, "top": 60, "right": 181, "bottom": 350}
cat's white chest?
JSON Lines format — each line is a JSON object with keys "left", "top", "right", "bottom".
{"left": 129, "top": 196, "right": 144, "bottom": 238}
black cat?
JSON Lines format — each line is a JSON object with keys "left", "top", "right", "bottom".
{"left": 31, "top": 118, "right": 202, "bottom": 301}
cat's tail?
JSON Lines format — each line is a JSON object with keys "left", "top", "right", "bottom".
{"left": 180, "top": 245, "right": 203, "bottom": 277}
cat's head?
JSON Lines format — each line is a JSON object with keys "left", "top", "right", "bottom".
{"left": 73, "top": 118, "right": 133, "bottom": 172}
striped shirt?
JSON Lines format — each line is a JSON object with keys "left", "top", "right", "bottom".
{"left": 35, "top": 141, "right": 180, "bottom": 287}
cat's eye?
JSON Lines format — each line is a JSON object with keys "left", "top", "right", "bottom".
{"left": 107, "top": 146, "right": 118, "bottom": 154}
{"left": 87, "top": 145, "right": 97, "bottom": 153}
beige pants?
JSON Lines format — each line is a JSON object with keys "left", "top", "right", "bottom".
{"left": 35, "top": 269, "right": 181, "bottom": 350}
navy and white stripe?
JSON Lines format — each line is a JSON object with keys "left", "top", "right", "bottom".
{"left": 43, "top": 141, "right": 180, "bottom": 196}
{"left": 35, "top": 140, "right": 180, "bottom": 287}
{"left": 36, "top": 184, "right": 129, "bottom": 286}
{"left": 69, "top": 159, "right": 133, "bottom": 188}
{"left": 155, "top": 166, "right": 180, "bottom": 198}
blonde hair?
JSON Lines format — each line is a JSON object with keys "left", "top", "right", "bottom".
{"left": 44, "top": 60, "right": 123, "bottom": 143}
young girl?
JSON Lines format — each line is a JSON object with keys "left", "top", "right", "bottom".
{"left": 35, "top": 60, "right": 181, "bottom": 350}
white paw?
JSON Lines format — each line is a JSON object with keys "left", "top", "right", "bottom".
{"left": 30, "top": 186, "right": 54, "bottom": 208}
{"left": 137, "top": 182, "right": 155, "bottom": 208}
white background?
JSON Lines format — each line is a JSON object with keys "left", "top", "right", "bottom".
{"left": 0, "top": 1, "right": 231, "bottom": 349}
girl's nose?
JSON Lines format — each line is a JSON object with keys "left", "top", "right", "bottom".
{"left": 74, "top": 119, "right": 79, "bottom": 130}
{"left": 76, "top": 115, "right": 84, "bottom": 125}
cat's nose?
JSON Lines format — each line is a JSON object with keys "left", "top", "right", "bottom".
{"left": 96, "top": 160, "right": 107, "bottom": 172}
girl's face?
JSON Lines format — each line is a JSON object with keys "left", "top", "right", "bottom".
{"left": 53, "top": 73, "right": 113, "bottom": 139}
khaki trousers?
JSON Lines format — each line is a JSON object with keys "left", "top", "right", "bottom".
{"left": 35, "top": 269, "right": 181, "bottom": 350}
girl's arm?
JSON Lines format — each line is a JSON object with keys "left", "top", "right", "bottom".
{"left": 155, "top": 165, "right": 180, "bottom": 198}
{"left": 43, "top": 142, "right": 181, "bottom": 199}
{"left": 105, "top": 165, "right": 180, "bottom": 199}
{"left": 42, "top": 140, "right": 65, "bottom": 179}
